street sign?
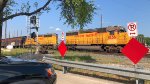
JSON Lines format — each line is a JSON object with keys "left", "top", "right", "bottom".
{"left": 127, "top": 22, "right": 138, "bottom": 37}
{"left": 121, "top": 38, "right": 149, "bottom": 64}
{"left": 58, "top": 41, "right": 67, "bottom": 58}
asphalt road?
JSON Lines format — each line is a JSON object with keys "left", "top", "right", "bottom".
{"left": 56, "top": 70, "right": 123, "bottom": 84}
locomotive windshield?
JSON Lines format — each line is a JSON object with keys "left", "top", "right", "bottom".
{"left": 119, "top": 28, "right": 126, "bottom": 32}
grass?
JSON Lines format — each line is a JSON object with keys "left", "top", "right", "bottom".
{"left": 50, "top": 50, "right": 96, "bottom": 62}
{"left": 49, "top": 50, "right": 128, "bottom": 64}
{"left": 1, "top": 48, "right": 35, "bottom": 56}
{"left": 52, "top": 56, "right": 95, "bottom": 62}
{"left": 48, "top": 50, "right": 150, "bottom": 69}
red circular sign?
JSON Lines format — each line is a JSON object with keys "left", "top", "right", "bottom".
{"left": 128, "top": 23, "right": 136, "bottom": 31}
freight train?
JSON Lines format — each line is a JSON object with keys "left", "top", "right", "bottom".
{"left": 1, "top": 33, "right": 58, "bottom": 49}
{"left": 1, "top": 37, "right": 25, "bottom": 48}
{"left": 1, "top": 26, "right": 145, "bottom": 52}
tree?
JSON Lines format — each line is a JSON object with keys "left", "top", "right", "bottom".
{"left": 145, "top": 37, "right": 150, "bottom": 46}
{"left": 0, "top": 0, "right": 96, "bottom": 56}
{"left": 138, "top": 34, "right": 144, "bottom": 38}
{"left": 137, "top": 34, "right": 150, "bottom": 46}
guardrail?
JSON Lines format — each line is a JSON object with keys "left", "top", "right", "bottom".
{"left": 43, "top": 56, "right": 150, "bottom": 83}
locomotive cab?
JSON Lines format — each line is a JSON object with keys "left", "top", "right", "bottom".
{"left": 106, "top": 26, "right": 121, "bottom": 44}
{"left": 119, "top": 27, "right": 126, "bottom": 32}
{"left": 104, "top": 26, "right": 130, "bottom": 52}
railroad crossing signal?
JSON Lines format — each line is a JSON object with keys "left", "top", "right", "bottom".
{"left": 121, "top": 38, "right": 149, "bottom": 64}
{"left": 127, "top": 22, "right": 138, "bottom": 37}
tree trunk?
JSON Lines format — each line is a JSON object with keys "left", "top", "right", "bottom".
{"left": 0, "top": 12, "right": 3, "bottom": 56}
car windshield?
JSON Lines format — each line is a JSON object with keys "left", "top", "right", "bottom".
{"left": 0, "top": 0, "right": 150, "bottom": 84}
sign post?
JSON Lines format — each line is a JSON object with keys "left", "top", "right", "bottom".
{"left": 122, "top": 22, "right": 149, "bottom": 84}
{"left": 128, "top": 22, "right": 138, "bottom": 84}
{"left": 58, "top": 32, "right": 67, "bottom": 74}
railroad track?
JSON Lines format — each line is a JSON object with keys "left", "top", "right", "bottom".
{"left": 64, "top": 49, "right": 150, "bottom": 58}
{"left": 46, "top": 48, "right": 150, "bottom": 57}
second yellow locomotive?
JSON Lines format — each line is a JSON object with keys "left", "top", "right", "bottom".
{"left": 24, "top": 33, "right": 58, "bottom": 49}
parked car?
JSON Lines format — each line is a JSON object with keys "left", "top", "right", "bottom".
{"left": 0, "top": 56, "right": 57, "bottom": 84}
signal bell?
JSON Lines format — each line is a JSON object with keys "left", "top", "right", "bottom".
{"left": 31, "top": 32, "right": 37, "bottom": 39}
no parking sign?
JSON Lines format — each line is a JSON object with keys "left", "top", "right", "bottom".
{"left": 127, "top": 22, "right": 138, "bottom": 37}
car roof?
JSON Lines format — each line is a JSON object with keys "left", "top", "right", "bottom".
{"left": 0, "top": 56, "right": 37, "bottom": 64}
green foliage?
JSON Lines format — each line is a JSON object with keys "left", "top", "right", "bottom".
{"left": 3, "top": 0, "right": 18, "bottom": 17}
{"left": 1, "top": 48, "right": 33, "bottom": 56}
{"left": 145, "top": 37, "right": 150, "bottom": 46}
{"left": 53, "top": 56, "right": 94, "bottom": 62}
{"left": 20, "top": 1, "right": 31, "bottom": 13}
{"left": 137, "top": 34, "right": 150, "bottom": 46}
{"left": 58, "top": 0, "right": 96, "bottom": 29}
{"left": 3, "top": 0, "right": 96, "bottom": 30}
{"left": 138, "top": 34, "right": 144, "bottom": 38}
{"left": 3, "top": 0, "right": 50, "bottom": 18}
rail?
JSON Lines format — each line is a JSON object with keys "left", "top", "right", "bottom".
{"left": 43, "top": 56, "right": 150, "bottom": 83}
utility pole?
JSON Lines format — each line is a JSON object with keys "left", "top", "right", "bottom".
{"left": 9, "top": 31, "right": 10, "bottom": 38}
{"left": 5, "top": 9, "right": 8, "bottom": 47}
{"left": 5, "top": 18, "right": 7, "bottom": 47}
{"left": 101, "top": 14, "right": 102, "bottom": 28}
{"left": 26, "top": 16, "right": 32, "bottom": 53}
{"left": 30, "top": 20, "right": 32, "bottom": 54}
{"left": 14, "top": 30, "right": 16, "bottom": 37}
{"left": 101, "top": 14, "right": 104, "bottom": 47}
{"left": 20, "top": 30, "right": 22, "bottom": 36}
{"left": 17, "top": 30, "right": 18, "bottom": 37}
{"left": 34, "top": 2, "right": 39, "bottom": 54}
{"left": 27, "top": 16, "right": 30, "bottom": 38}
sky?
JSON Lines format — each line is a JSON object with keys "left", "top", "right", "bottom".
{"left": 2, "top": 0, "right": 150, "bottom": 40}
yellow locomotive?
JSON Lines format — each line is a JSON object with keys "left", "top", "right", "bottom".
{"left": 24, "top": 33, "right": 58, "bottom": 49}
{"left": 66, "top": 26, "right": 132, "bottom": 52}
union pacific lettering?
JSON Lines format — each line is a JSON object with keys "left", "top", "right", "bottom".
{"left": 108, "top": 35, "right": 116, "bottom": 39}
{"left": 38, "top": 37, "right": 44, "bottom": 40}
{"left": 86, "top": 33, "right": 97, "bottom": 37}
